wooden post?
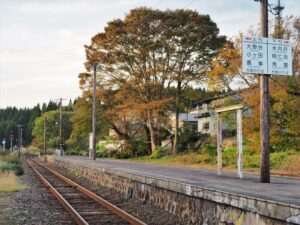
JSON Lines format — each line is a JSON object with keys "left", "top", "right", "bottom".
{"left": 92, "top": 63, "right": 97, "bottom": 160}
{"left": 217, "top": 112, "right": 222, "bottom": 176}
{"left": 237, "top": 109, "right": 243, "bottom": 178}
{"left": 260, "top": 0, "right": 271, "bottom": 183}
{"left": 44, "top": 116, "right": 47, "bottom": 162}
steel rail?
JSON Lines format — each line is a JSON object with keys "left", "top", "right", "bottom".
{"left": 31, "top": 158, "right": 146, "bottom": 225}
{"left": 26, "top": 160, "right": 88, "bottom": 225}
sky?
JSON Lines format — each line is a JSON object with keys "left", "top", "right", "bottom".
{"left": 0, "top": 0, "right": 299, "bottom": 108}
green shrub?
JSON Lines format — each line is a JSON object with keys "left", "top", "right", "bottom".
{"left": 0, "top": 162, "right": 11, "bottom": 173}
{"left": 115, "top": 150, "right": 132, "bottom": 159}
{"left": 0, "top": 160, "right": 24, "bottom": 176}
{"left": 11, "top": 164, "right": 24, "bottom": 176}
{"left": 244, "top": 153, "right": 260, "bottom": 168}
{"left": 96, "top": 149, "right": 111, "bottom": 158}
{"left": 7, "top": 159, "right": 22, "bottom": 165}
{"left": 270, "top": 151, "right": 292, "bottom": 169}
{"left": 150, "top": 146, "right": 168, "bottom": 159}
{"left": 132, "top": 135, "right": 150, "bottom": 156}
{"left": 201, "top": 144, "right": 217, "bottom": 156}
{"left": 223, "top": 147, "right": 237, "bottom": 167}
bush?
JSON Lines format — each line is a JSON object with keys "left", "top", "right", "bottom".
{"left": 7, "top": 159, "right": 22, "bottom": 165}
{"left": 150, "top": 146, "right": 168, "bottom": 159}
{"left": 11, "top": 164, "right": 24, "bottom": 176}
{"left": 115, "top": 150, "right": 132, "bottom": 159}
{"left": 131, "top": 134, "right": 150, "bottom": 157}
{"left": 223, "top": 147, "right": 237, "bottom": 167}
{"left": 0, "top": 162, "right": 11, "bottom": 173}
{"left": 201, "top": 144, "right": 217, "bottom": 156}
{"left": 96, "top": 149, "right": 111, "bottom": 158}
{"left": 0, "top": 160, "right": 24, "bottom": 176}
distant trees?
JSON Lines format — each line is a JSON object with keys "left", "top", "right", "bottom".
{"left": 0, "top": 100, "right": 60, "bottom": 148}
{"left": 84, "top": 7, "right": 225, "bottom": 153}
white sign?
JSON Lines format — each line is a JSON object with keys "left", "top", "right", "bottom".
{"left": 242, "top": 36, "right": 292, "bottom": 76}
{"left": 242, "top": 36, "right": 268, "bottom": 74}
{"left": 268, "top": 38, "right": 293, "bottom": 76}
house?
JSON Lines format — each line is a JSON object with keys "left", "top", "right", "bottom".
{"left": 169, "top": 112, "right": 198, "bottom": 133}
{"left": 193, "top": 93, "right": 242, "bottom": 136}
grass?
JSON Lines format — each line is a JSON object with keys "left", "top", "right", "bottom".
{"left": 0, "top": 172, "right": 26, "bottom": 193}
{"left": 0, "top": 152, "right": 25, "bottom": 193}
{"left": 129, "top": 149, "right": 300, "bottom": 177}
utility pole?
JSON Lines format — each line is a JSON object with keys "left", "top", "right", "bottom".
{"left": 92, "top": 63, "right": 97, "bottom": 160}
{"left": 258, "top": 0, "right": 271, "bottom": 183}
{"left": 44, "top": 116, "right": 47, "bottom": 161}
{"left": 273, "top": 0, "right": 284, "bottom": 38}
{"left": 59, "top": 97, "right": 63, "bottom": 150}
{"left": 273, "top": 0, "right": 284, "bottom": 25}
{"left": 10, "top": 130, "right": 13, "bottom": 151}
{"left": 16, "top": 125, "right": 23, "bottom": 158}
{"left": 56, "top": 98, "right": 66, "bottom": 152}
{"left": 20, "top": 128, "right": 23, "bottom": 151}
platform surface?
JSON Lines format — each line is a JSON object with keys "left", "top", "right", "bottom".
{"left": 60, "top": 156, "right": 300, "bottom": 206}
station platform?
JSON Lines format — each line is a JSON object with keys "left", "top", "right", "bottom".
{"left": 57, "top": 156, "right": 300, "bottom": 206}
{"left": 53, "top": 156, "right": 300, "bottom": 224}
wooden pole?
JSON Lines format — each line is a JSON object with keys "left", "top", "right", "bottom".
{"left": 44, "top": 116, "right": 47, "bottom": 162}
{"left": 92, "top": 63, "right": 97, "bottom": 160}
{"left": 59, "top": 98, "right": 63, "bottom": 150}
{"left": 217, "top": 112, "right": 222, "bottom": 176}
{"left": 260, "top": 0, "right": 271, "bottom": 183}
{"left": 237, "top": 109, "right": 243, "bottom": 178}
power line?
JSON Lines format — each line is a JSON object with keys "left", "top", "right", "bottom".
{"left": 154, "top": 0, "right": 164, "bottom": 8}
{"left": 183, "top": 0, "right": 196, "bottom": 9}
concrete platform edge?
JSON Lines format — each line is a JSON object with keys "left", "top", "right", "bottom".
{"left": 54, "top": 157, "right": 300, "bottom": 224}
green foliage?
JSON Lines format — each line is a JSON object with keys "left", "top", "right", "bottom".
{"left": 201, "top": 143, "right": 217, "bottom": 156}
{"left": 26, "top": 146, "right": 40, "bottom": 155}
{"left": 178, "top": 131, "right": 209, "bottom": 152}
{"left": 150, "top": 146, "right": 168, "bottom": 159}
{"left": 32, "top": 110, "right": 74, "bottom": 150}
{"left": 0, "top": 100, "right": 61, "bottom": 148}
{"left": 96, "top": 143, "right": 111, "bottom": 158}
{"left": 131, "top": 134, "right": 150, "bottom": 156}
{"left": 66, "top": 95, "right": 109, "bottom": 154}
{"left": 0, "top": 159, "right": 24, "bottom": 176}
{"left": 115, "top": 150, "right": 132, "bottom": 159}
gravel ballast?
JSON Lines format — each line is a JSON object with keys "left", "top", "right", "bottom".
{"left": 8, "top": 161, "right": 73, "bottom": 225}
{"left": 6, "top": 159, "right": 194, "bottom": 224}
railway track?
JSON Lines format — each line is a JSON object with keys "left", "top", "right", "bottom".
{"left": 26, "top": 158, "right": 146, "bottom": 225}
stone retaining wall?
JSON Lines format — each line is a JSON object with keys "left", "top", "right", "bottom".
{"left": 54, "top": 157, "right": 300, "bottom": 225}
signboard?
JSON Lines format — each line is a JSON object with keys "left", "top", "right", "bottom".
{"left": 242, "top": 36, "right": 292, "bottom": 75}
{"left": 268, "top": 38, "right": 292, "bottom": 75}
{"left": 242, "top": 36, "right": 268, "bottom": 74}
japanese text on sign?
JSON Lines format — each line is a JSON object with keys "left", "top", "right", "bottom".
{"left": 242, "top": 36, "right": 292, "bottom": 76}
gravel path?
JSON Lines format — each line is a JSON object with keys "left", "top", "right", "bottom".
{"left": 8, "top": 161, "right": 74, "bottom": 225}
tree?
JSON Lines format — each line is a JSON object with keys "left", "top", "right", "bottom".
{"left": 67, "top": 72, "right": 109, "bottom": 154}
{"left": 207, "top": 15, "right": 300, "bottom": 152}
{"left": 32, "top": 110, "right": 74, "bottom": 150}
{"left": 84, "top": 7, "right": 225, "bottom": 153}
{"left": 0, "top": 105, "right": 41, "bottom": 148}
